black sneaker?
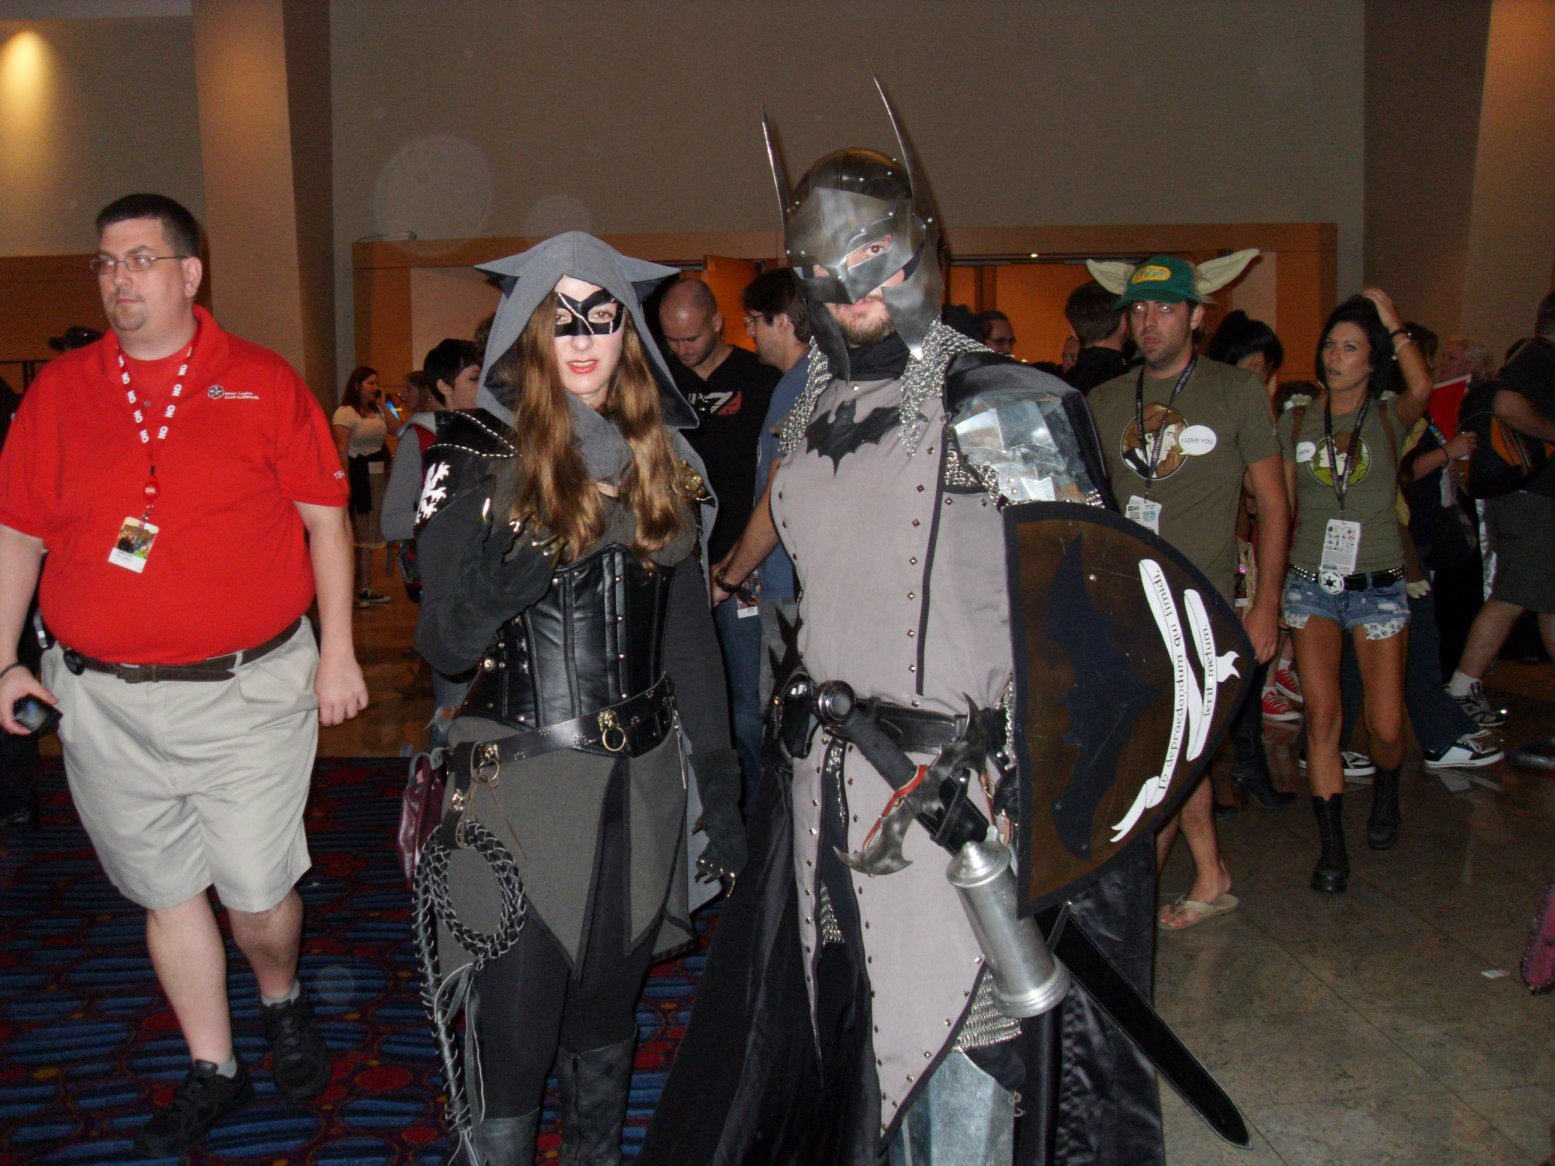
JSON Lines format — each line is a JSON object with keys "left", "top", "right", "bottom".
{"left": 135, "top": 1058, "right": 254, "bottom": 1157}
{"left": 261, "top": 987, "right": 332, "bottom": 1102}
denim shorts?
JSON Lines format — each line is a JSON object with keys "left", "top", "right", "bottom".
{"left": 1282, "top": 572, "right": 1410, "bottom": 640}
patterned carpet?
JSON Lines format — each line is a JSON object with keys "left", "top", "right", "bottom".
{"left": 0, "top": 759, "right": 708, "bottom": 1165}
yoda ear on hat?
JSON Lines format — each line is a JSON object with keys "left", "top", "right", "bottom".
{"left": 1193, "top": 249, "right": 1259, "bottom": 297}
{"left": 1085, "top": 249, "right": 1260, "bottom": 301}
{"left": 1085, "top": 258, "right": 1135, "bottom": 296}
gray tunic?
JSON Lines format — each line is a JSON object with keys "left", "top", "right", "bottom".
{"left": 770, "top": 370, "right": 1011, "bottom": 1131}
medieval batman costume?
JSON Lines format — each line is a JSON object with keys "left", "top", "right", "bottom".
{"left": 638, "top": 87, "right": 1175, "bottom": 1166}
{"left": 411, "top": 232, "right": 745, "bottom": 1166}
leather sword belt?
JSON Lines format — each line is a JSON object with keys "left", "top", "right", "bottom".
{"left": 871, "top": 703, "right": 972, "bottom": 756}
{"left": 450, "top": 675, "right": 675, "bottom": 778}
{"left": 780, "top": 671, "right": 1003, "bottom": 761}
{"left": 1287, "top": 564, "right": 1405, "bottom": 591}
{"left": 61, "top": 619, "right": 302, "bottom": 683}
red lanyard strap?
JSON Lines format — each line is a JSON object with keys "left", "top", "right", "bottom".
{"left": 117, "top": 338, "right": 195, "bottom": 518}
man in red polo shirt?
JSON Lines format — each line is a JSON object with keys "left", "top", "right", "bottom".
{"left": 0, "top": 193, "right": 368, "bottom": 1158}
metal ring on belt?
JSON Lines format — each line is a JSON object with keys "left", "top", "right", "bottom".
{"left": 60, "top": 619, "right": 303, "bottom": 683}
{"left": 1287, "top": 564, "right": 1405, "bottom": 592}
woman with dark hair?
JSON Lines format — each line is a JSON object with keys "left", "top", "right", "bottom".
{"left": 1205, "top": 308, "right": 1285, "bottom": 383}
{"left": 332, "top": 365, "right": 392, "bottom": 605}
{"left": 411, "top": 233, "right": 744, "bottom": 1165}
{"left": 1281, "top": 290, "right": 1432, "bottom": 892}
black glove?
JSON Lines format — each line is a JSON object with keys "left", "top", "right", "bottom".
{"left": 693, "top": 747, "right": 747, "bottom": 885}
{"left": 454, "top": 509, "right": 560, "bottom": 622}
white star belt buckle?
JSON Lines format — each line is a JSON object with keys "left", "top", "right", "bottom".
{"left": 1318, "top": 569, "right": 1346, "bottom": 596}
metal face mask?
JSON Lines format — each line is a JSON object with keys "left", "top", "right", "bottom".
{"left": 764, "top": 79, "right": 944, "bottom": 378}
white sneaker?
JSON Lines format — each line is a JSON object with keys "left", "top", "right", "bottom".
{"left": 1262, "top": 688, "right": 1300, "bottom": 722}
{"left": 1298, "top": 750, "right": 1376, "bottom": 779}
{"left": 1449, "top": 681, "right": 1508, "bottom": 728}
{"left": 1423, "top": 737, "right": 1505, "bottom": 769}
{"left": 1274, "top": 663, "right": 1302, "bottom": 703}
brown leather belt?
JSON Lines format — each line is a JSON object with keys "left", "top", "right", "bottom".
{"left": 61, "top": 619, "right": 303, "bottom": 684}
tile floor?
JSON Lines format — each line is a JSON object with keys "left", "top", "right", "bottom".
{"left": 331, "top": 583, "right": 1555, "bottom": 1164}
{"left": 1156, "top": 673, "right": 1555, "bottom": 1164}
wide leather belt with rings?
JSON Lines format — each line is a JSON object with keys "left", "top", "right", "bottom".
{"left": 443, "top": 677, "right": 675, "bottom": 846}
{"left": 447, "top": 674, "right": 675, "bottom": 811}
{"left": 60, "top": 619, "right": 302, "bottom": 684}
{"left": 1287, "top": 564, "right": 1405, "bottom": 594}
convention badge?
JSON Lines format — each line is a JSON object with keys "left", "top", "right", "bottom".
{"left": 1124, "top": 495, "right": 1162, "bottom": 535}
{"left": 108, "top": 517, "right": 159, "bottom": 574}
{"left": 736, "top": 577, "right": 761, "bottom": 618}
{"left": 1319, "top": 518, "right": 1361, "bottom": 588}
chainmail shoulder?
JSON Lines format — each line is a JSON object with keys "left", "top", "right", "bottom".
{"left": 777, "top": 323, "right": 993, "bottom": 458}
{"left": 953, "top": 969, "right": 1022, "bottom": 1050}
{"left": 777, "top": 344, "right": 835, "bottom": 456}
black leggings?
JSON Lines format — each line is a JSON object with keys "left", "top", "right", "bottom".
{"left": 473, "top": 765, "right": 658, "bottom": 1118}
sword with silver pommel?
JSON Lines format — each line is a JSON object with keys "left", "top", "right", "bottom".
{"left": 813, "top": 679, "right": 1070, "bottom": 1019}
{"left": 813, "top": 678, "right": 1251, "bottom": 1147}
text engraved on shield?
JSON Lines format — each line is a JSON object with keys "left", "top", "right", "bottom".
{"left": 1110, "top": 560, "right": 1241, "bottom": 840}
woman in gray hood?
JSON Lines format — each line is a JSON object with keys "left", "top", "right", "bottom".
{"left": 411, "top": 232, "right": 745, "bottom": 1165}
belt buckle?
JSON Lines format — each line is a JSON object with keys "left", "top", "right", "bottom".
{"left": 1318, "top": 568, "right": 1346, "bottom": 596}
{"left": 598, "top": 709, "right": 627, "bottom": 753}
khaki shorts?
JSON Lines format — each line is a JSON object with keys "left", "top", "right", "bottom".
{"left": 42, "top": 622, "right": 319, "bottom": 912}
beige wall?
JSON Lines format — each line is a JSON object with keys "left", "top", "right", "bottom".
{"left": 5, "top": 3, "right": 1369, "bottom": 382}
{"left": 0, "top": 17, "right": 205, "bottom": 255}
{"left": 329, "top": 0, "right": 1367, "bottom": 382}
{"left": 1364, "top": 0, "right": 1491, "bottom": 338}
{"left": 1366, "top": 0, "right": 1555, "bottom": 355}
{"left": 1460, "top": 0, "right": 1555, "bottom": 353}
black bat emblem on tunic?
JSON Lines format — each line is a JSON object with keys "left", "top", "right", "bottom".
{"left": 806, "top": 400, "right": 900, "bottom": 471}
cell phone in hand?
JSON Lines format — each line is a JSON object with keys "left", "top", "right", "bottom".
{"left": 13, "top": 696, "right": 60, "bottom": 737}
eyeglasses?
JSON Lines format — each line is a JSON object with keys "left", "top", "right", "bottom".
{"left": 89, "top": 254, "right": 190, "bottom": 276}
{"left": 742, "top": 314, "right": 770, "bottom": 331}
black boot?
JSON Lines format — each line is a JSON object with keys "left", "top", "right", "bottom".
{"left": 556, "top": 1035, "right": 635, "bottom": 1166}
{"left": 1234, "top": 759, "right": 1296, "bottom": 810}
{"left": 1367, "top": 766, "right": 1401, "bottom": 850}
{"left": 1311, "top": 794, "right": 1349, "bottom": 893}
{"left": 442, "top": 1110, "right": 538, "bottom": 1166}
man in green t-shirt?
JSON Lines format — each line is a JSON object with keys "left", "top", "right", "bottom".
{"left": 1087, "top": 254, "right": 1290, "bottom": 930}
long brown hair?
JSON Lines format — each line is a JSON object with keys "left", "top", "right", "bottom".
{"left": 497, "top": 292, "right": 684, "bottom": 563}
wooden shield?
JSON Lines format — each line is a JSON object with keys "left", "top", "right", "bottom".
{"left": 1007, "top": 502, "right": 1252, "bottom": 916}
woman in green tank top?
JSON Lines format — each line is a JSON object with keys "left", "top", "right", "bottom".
{"left": 1279, "top": 289, "right": 1432, "bottom": 893}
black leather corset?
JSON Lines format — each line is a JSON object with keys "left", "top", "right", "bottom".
{"left": 460, "top": 542, "right": 673, "bottom": 731}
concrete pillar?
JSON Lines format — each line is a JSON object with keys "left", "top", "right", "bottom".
{"left": 1460, "top": 0, "right": 1555, "bottom": 352}
{"left": 190, "top": 0, "right": 335, "bottom": 405}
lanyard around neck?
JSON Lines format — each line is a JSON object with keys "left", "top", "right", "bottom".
{"left": 1322, "top": 392, "right": 1372, "bottom": 513}
{"left": 1133, "top": 356, "right": 1197, "bottom": 494}
{"left": 117, "top": 337, "right": 196, "bottom": 522}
